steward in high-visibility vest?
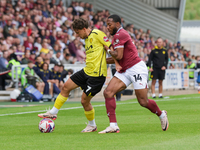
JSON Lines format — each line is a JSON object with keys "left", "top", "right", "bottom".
{"left": 147, "top": 66, "right": 152, "bottom": 81}
{"left": 7, "top": 54, "right": 21, "bottom": 78}
{"left": 21, "top": 67, "right": 34, "bottom": 86}
{"left": 21, "top": 60, "right": 43, "bottom": 86}
{"left": 186, "top": 59, "right": 196, "bottom": 79}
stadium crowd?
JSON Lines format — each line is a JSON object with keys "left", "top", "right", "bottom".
{"left": 0, "top": 0, "right": 199, "bottom": 92}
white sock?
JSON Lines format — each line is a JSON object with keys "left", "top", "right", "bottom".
{"left": 159, "top": 111, "right": 166, "bottom": 119}
{"left": 49, "top": 106, "right": 59, "bottom": 115}
{"left": 110, "top": 122, "right": 118, "bottom": 127}
{"left": 88, "top": 119, "right": 96, "bottom": 127}
{"left": 159, "top": 93, "right": 162, "bottom": 97}
{"left": 152, "top": 93, "right": 156, "bottom": 97}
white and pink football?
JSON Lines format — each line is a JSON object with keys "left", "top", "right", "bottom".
{"left": 39, "top": 118, "right": 55, "bottom": 133}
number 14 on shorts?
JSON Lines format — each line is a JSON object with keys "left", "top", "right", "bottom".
{"left": 133, "top": 74, "right": 142, "bottom": 82}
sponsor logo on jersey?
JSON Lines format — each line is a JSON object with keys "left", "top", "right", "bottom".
{"left": 113, "top": 39, "right": 119, "bottom": 45}
{"left": 163, "top": 51, "right": 165, "bottom": 54}
{"left": 86, "top": 45, "right": 93, "bottom": 51}
{"left": 103, "top": 36, "right": 109, "bottom": 42}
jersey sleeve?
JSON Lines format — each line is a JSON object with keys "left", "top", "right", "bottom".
{"left": 113, "top": 32, "right": 129, "bottom": 49}
{"left": 95, "top": 30, "right": 111, "bottom": 47}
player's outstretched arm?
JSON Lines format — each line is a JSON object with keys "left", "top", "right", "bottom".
{"left": 104, "top": 45, "right": 122, "bottom": 72}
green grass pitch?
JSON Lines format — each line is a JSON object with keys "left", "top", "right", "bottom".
{"left": 1, "top": 94, "right": 200, "bottom": 150}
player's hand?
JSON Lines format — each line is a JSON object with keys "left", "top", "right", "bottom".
{"left": 149, "top": 68, "right": 153, "bottom": 72}
{"left": 115, "top": 64, "right": 122, "bottom": 72}
{"left": 161, "top": 66, "right": 166, "bottom": 70}
{"left": 83, "top": 57, "right": 86, "bottom": 62}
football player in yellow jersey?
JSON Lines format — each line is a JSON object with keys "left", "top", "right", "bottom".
{"left": 38, "top": 18, "right": 121, "bottom": 132}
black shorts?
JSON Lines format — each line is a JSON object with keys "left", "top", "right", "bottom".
{"left": 70, "top": 69, "right": 106, "bottom": 96}
{"left": 150, "top": 68, "right": 165, "bottom": 80}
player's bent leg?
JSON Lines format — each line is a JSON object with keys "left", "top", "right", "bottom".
{"left": 99, "top": 77, "right": 126, "bottom": 134}
{"left": 81, "top": 92, "right": 97, "bottom": 132}
{"left": 135, "top": 88, "right": 169, "bottom": 131}
{"left": 38, "top": 78, "right": 79, "bottom": 120}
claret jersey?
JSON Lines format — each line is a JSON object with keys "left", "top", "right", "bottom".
{"left": 112, "top": 27, "right": 141, "bottom": 72}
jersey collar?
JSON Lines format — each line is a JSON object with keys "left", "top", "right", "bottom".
{"left": 155, "top": 46, "right": 163, "bottom": 49}
{"left": 86, "top": 29, "right": 93, "bottom": 39}
{"left": 117, "top": 27, "right": 123, "bottom": 33}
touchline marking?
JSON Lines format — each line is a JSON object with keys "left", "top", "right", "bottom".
{"left": 0, "top": 96, "right": 199, "bottom": 117}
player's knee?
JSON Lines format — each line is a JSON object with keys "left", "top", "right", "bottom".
{"left": 138, "top": 99, "right": 148, "bottom": 107}
{"left": 62, "top": 84, "right": 70, "bottom": 92}
{"left": 81, "top": 99, "right": 89, "bottom": 107}
{"left": 103, "top": 89, "right": 114, "bottom": 98}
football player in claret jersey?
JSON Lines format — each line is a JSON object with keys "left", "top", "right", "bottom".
{"left": 98, "top": 15, "right": 169, "bottom": 133}
{"left": 38, "top": 18, "right": 121, "bottom": 132}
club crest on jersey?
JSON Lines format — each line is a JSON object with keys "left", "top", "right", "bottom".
{"left": 103, "top": 36, "right": 109, "bottom": 42}
{"left": 113, "top": 39, "right": 119, "bottom": 45}
{"left": 90, "top": 38, "right": 93, "bottom": 43}
{"left": 163, "top": 51, "right": 165, "bottom": 54}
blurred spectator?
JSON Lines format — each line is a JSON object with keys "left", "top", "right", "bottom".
{"left": 24, "top": 36, "right": 34, "bottom": 50}
{"left": 61, "top": 53, "right": 73, "bottom": 64}
{"left": 40, "top": 42, "right": 49, "bottom": 54}
{"left": 1, "top": 53, "right": 21, "bottom": 90}
{"left": 0, "top": 50, "right": 10, "bottom": 90}
{"left": 29, "top": 50, "right": 36, "bottom": 64}
{"left": 37, "top": 62, "right": 53, "bottom": 96}
{"left": 76, "top": 44, "right": 85, "bottom": 63}
{"left": 53, "top": 50, "right": 61, "bottom": 64}
{"left": 3, "top": 19, "right": 12, "bottom": 38}
{"left": 34, "top": 37, "right": 42, "bottom": 52}
{"left": 21, "top": 50, "right": 30, "bottom": 64}
{"left": 59, "top": 64, "right": 68, "bottom": 82}
{"left": 33, "top": 56, "right": 43, "bottom": 74}
{"left": 191, "top": 55, "right": 196, "bottom": 63}
{"left": 169, "top": 55, "right": 176, "bottom": 69}
{"left": 185, "top": 59, "right": 196, "bottom": 79}
{"left": 68, "top": 39, "right": 77, "bottom": 57}
{"left": 176, "top": 41, "right": 181, "bottom": 49}
{"left": 49, "top": 49, "right": 58, "bottom": 64}
{"left": 183, "top": 50, "right": 187, "bottom": 60}
{"left": 21, "top": 60, "right": 44, "bottom": 94}
{"left": 51, "top": 64, "right": 63, "bottom": 90}
{"left": 196, "top": 56, "right": 200, "bottom": 69}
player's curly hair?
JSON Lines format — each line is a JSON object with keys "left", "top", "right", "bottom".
{"left": 72, "top": 18, "right": 89, "bottom": 30}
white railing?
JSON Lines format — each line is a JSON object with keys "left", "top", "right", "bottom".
{"left": 167, "top": 61, "right": 187, "bottom": 69}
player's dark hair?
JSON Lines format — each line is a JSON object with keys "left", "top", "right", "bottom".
{"left": 108, "top": 14, "right": 121, "bottom": 24}
{"left": 72, "top": 18, "right": 89, "bottom": 30}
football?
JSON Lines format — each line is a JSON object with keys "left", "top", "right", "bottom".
{"left": 38, "top": 118, "right": 55, "bottom": 133}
